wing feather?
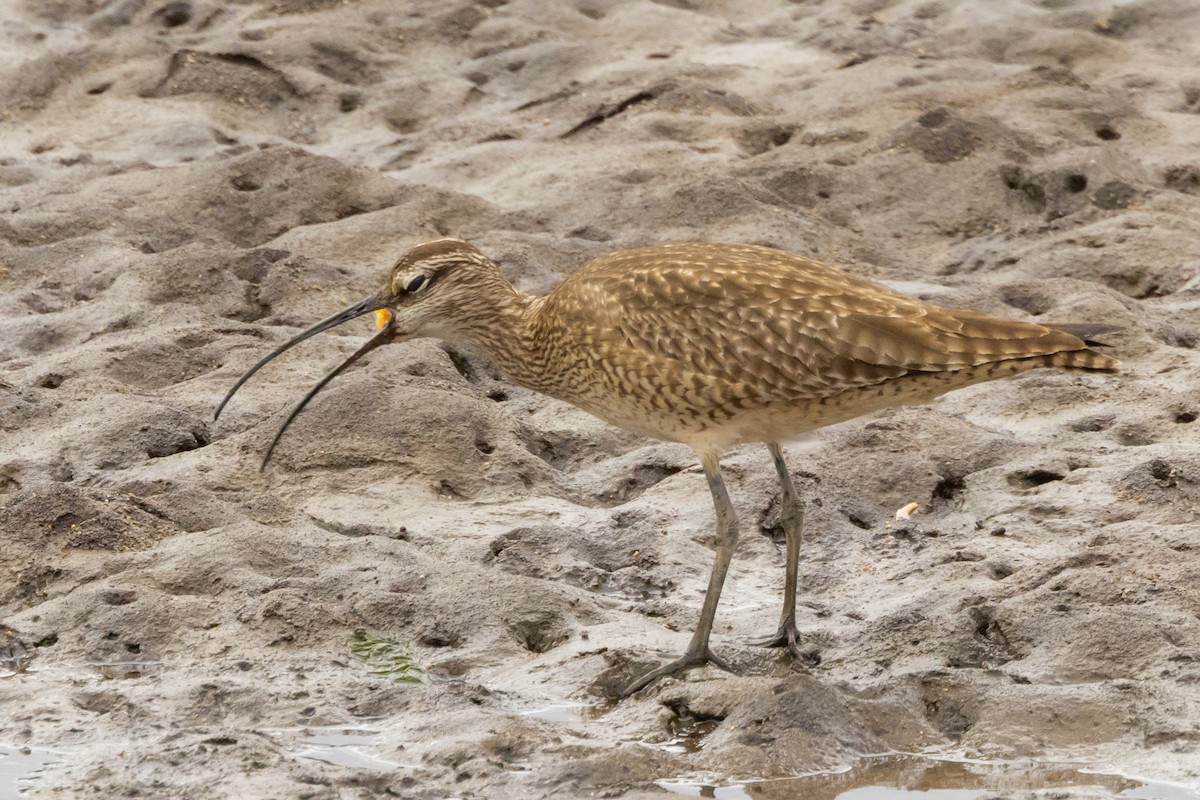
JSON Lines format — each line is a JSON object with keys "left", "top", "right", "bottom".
{"left": 553, "top": 243, "right": 1088, "bottom": 401}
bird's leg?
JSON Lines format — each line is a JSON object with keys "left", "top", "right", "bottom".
{"left": 748, "top": 441, "right": 804, "bottom": 658}
{"left": 622, "top": 450, "right": 738, "bottom": 696}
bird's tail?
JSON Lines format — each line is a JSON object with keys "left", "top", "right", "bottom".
{"left": 1042, "top": 323, "right": 1121, "bottom": 372}
{"left": 1047, "top": 348, "right": 1119, "bottom": 371}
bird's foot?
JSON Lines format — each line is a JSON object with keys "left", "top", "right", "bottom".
{"left": 621, "top": 646, "right": 736, "bottom": 697}
{"left": 748, "top": 623, "right": 804, "bottom": 660}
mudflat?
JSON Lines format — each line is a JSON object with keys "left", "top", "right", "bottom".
{"left": 1, "top": 1, "right": 1198, "bottom": 797}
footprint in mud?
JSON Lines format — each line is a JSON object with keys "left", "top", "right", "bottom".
{"left": 999, "top": 163, "right": 1093, "bottom": 220}
{"left": 101, "top": 338, "right": 229, "bottom": 391}
{"left": 143, "top": 50, "right": 302, "bottom": 110}
{"left": 505, "top": 607, "right": 571, "bottom": 654}
{"left": 1115, "top": 456, "right": 1198, "bottom": 522}
{"left": 592, "top": 461, "right": 685, "bottom": 507}
{"left": 563, "top": 449, "right": 692, "bottom": 509}
{"left": 486, "top": 524, "right": 673, "bottom": 604}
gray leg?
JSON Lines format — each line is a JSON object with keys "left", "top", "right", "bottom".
{"left": 748, "top": 441, "right": 804, "bottom": 658}
{"left": 623, "top": 449, "right": 738, "bottom": 696}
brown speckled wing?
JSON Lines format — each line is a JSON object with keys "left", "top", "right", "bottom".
{"left": 562, "top": 243, "right": 1088, "bottom": 401}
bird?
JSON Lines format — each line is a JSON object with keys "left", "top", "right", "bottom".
{"left": 214, "top": 238, "right": 1118, "bottom": 696}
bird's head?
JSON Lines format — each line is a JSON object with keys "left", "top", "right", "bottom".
{"left": 214, "top": 238, "right": 507, "bottom": 467}
{"left": 376, "top": 238, "right": 508, "bottom": 342}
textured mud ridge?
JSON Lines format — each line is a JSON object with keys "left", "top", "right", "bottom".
{"left": 1, "top": 1, "right": 1199, "bottom": 798}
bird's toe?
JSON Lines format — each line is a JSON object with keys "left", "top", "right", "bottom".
{"left": 621, "top": 645, "right": 736, "bottom": 697}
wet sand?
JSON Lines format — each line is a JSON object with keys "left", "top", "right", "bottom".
{"left": 1, "top": 0, "right": 1199, "bottom": 797}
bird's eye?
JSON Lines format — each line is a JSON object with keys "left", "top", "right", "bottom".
{"left": 402, "top": 273, "right": 427, "bottom": 293}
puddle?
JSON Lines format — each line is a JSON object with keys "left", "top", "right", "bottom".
{"left": 659, "top": 715, "right": 721, "bottom": 755}
{"left": 0, "top": 661, "right": 162, "bottom": 682}
{"left": 521, "top": 702, "right": 588, "bottom": 723}
{"left": 0, "top": 645, "right": 32, "bottom": 677}
{"left": 519, "top": 702, "right": 608, "bottom": 724}
{"left": 650, "top": 699, "right": 722, "bottom": 755}
{"left": 1, "top": 744, "right": 62, "bottom": 798}
{"left": 91, "top": 660, "right": 164, "bottom": 680}
{"left": 656, "top": 755, "right": 1200, "bottom": 800}
{"left": 269, "top": 726, "right": 401, "bottom": 771}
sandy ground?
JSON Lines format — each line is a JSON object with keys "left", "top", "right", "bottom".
{"left": 1, "top": 0, "right": 1199, "bottom": 797}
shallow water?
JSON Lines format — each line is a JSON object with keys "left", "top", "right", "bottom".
{"left": 0, "top": 744, "right": 62, "bottom": 800}
{"left": 267, "top": 726, "right": 403, "bottom": 770}
{"left": 659, "top": 715, "right": 722, "bottom": 755}
{"left": 520, "top": 702, "right": 592, "bottom": 724}
{"left": 656, "top": 755, "right": 1200, "bottom": 800}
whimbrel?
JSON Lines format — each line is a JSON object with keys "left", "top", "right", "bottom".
{"left": 215, "top": 239, "right": 1118, "bottom": 695}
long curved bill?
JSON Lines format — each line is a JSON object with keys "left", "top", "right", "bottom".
{"left": 259, "top": 320, "right": 397, "bottom": 470}
{"left": 214, "top": 294, "right": 386, "bottom": 422}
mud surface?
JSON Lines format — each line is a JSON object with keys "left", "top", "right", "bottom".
{"left": 2, "top": 0, "right": 1199, "bottom": 797}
